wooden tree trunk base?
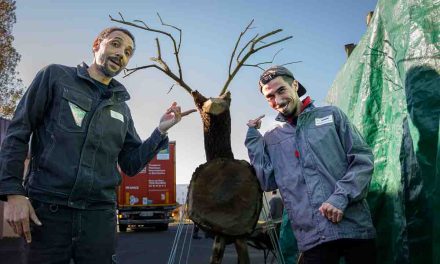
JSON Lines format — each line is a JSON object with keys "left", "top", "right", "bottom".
{"left": 188, "top": 158, "right": 262, "bottom": 237}
{"left": 210, "top": 236, "right": 251, "bottom": 264}
{"left": 210, "top": 235, "right": 226, "bottom": 264}
{"left": 235, "top": 238, "right": 250, "bottom": 264}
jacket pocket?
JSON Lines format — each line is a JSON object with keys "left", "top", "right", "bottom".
{"left": 97, "top": 107, "right": 128, "bottom": 155}
{"left": 89, "top": 156, "right": 120, "bottom": 202}
{"left": 111, "top": 157, "right": 122, "bottom": 186}
{"left": 58, "top": 88, "right": 93, "bottom": 133}
{"left": 39, "top": 134, "right": 56, "bottom": 169}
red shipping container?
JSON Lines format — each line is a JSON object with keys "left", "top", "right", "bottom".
{"left": 118, "top": 142, "right": 176, "bottom": 207}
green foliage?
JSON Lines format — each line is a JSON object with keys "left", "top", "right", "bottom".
{"left": 0, "top": 0, "right": 23, "bottom": 119}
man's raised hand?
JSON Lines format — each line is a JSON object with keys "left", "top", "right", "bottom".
{"left": 158, "top": 102, "right": 196, "bottom": 133}
{"left": 247, "top": 115, "right": 265, "bottom": 129}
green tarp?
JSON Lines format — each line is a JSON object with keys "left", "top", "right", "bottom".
{"left": 279, "top": 210, "right": 298, "bottom": 264}
{"left": 326, "top": 0, "right": 439, "bottom": 263}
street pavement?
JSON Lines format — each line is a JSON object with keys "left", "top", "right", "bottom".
{"left": 0, "top": 225, "right": 275, "bottom": 264}
{"left": 116, "top": 224, "right": 272, "bottom": 264}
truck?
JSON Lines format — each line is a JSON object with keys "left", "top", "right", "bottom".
{"left": 117, "top": 141, "right": 177, "bottom": 232}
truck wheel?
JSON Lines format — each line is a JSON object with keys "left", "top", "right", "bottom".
{"left": 119, "top": 224, "right": 128, "bottom": 232}
{"left": 156, "top": 224, "right": 168, "bottom": 231}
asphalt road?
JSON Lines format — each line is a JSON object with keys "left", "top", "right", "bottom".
{"left": 116, "top": 224, "right": 274, "bottom": 264}
{"left": 0, "top": 224, "right": 276, "bottom": 264}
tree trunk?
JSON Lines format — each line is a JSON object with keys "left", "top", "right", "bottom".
{"left": 192, "top": 90, "right": 234, "bottom": 161}
{"left": 189, "top": 90, "right": 261, "bottom": 264}
{"left": 188, "top": 90, "right": 262, "bottom": 237}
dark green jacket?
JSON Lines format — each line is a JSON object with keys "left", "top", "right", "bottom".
{"left": 0, "top": 63, "right": 168, "bottom": 209}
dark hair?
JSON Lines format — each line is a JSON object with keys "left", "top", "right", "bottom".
{"left": 259, "top": 75, "right": 295, "bottom": 94}
{"left": 259, "top": 65, "right": 307, "bottom": 96}
{"left": 95, "top": 27, "right": 136, "bottom": 51}
{"left": 281, "top": 75, "right": 295, "bottom": 86}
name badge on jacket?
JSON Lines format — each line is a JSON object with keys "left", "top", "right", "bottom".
{"left": 315, "top": 115, "right": 333, "bottom": 126}
{"left": 110, "top": 110, "right": 124, "bottom": 123}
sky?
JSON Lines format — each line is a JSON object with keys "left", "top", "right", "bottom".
{"left": 13, "top": 0, "right": 378, "bottom": 184}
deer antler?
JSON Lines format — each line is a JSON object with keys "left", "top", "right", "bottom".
{"left": 243, "top": 49, "right": 302, "bottom": 70}
{"left": 111, "top": 14, "right": 294, "bottom": 97}
{"left": 219, "top": 21, "right": 293, "bottom": 96}
{"left": 110, "top": 13, "right": 193, "bottom": 95}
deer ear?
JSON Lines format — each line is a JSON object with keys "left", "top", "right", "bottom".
{"left": 192, "top": 90, "right": 208, "bottom": 108}
{"left": 220, "top": 91, "right": 231, "bottom": 101}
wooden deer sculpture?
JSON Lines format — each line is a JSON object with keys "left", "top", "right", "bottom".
{"left": 111, "top": 13, "right": 292, "bottom": 263}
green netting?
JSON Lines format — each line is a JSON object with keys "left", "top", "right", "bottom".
{"left": 326, "top": 0, "right": 439, "bottom": 263}
{"left": 279, "top": 210, "right": 299, "bottom": 263}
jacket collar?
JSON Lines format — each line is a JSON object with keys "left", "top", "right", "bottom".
{"left": 275, "top": 96, "right": 314, "bottom": 122}
{"left": 76, "top": 62, "right": 131, "bottom": 101}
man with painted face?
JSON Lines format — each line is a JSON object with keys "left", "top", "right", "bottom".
{"left": 245, "top": 66, "right": 377, "bottom": 263}
{"left": 0, "top": 27, "right": 193, "bottom": 264}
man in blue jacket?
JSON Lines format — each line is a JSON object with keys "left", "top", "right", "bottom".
{"left": 245, "top": 66, "right": 376, "bottom": 264}
{"left": 0, "top": 27, "right": 193, "bottom": 263}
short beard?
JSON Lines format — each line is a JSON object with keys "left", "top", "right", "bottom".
{"left": 97, "top": 62, "right": 122, "bottom": 78}
{"left": 281, "top": 101, "right": 299, "bottom": 117}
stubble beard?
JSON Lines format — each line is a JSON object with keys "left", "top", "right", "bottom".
{"left": 281, "top": 100, "right": 300, "bottom": 117}
{"left": 98, "top": 57, "right": 123, "bottom": 78}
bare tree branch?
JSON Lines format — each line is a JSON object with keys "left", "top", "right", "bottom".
{"left": 110, "top": 13, "right": 192, "bottom": 94}
{"left": 111, "top": 14, "right": 293, "bottom": 97}
{"left": 118, "top": 12, "right": 126, "bottom": 22}
{"left": 236, "top": 34, "right": 259, "bottom": 63}
{"left": 148, "top": 38, "right": 170, "bottom": 72}
{"left": 151, "top": 38, "right": 171, "bottom": 70}
{"left": 253, "top": 29, "right": 282, "bottom": 44}
{"left": 243, "top": 60, "right": 302, "bottom": 70}
{"left": 167, "top": 84, "right": 175, "bottom": 94}
{"left": 228, "top": 20, "right": 254, "bottom": 76}
{"left": 254, "top": 37, "right": 292, "bottom": 53}
{"left": 220, "top": 26, "right": 292, "bottom": 96}
{"left": 154, "top": 13, "right": 183, "bottom": 78}
{"left": 242, "top": 48, "right": 283, "bottom": 69}
{"left": 110, "top": 14, "right": 182, "bottom": 77}
{"left": 157, "top": 12, "right": 183, "bottom": 52}
{"left": 133, "top": 20, "right": 149, "bottom": 29}
{"left": 243, "top": 60, "right": 302, "bottom": 71}
{"left": 123, "top": 64, "right": 164, "bottom": 78}
{"left": 242, "top": 64, "right": 266, "bottom": 71}
{"left": 281, "top": 61, "right": 302, "bottom": 67}
{"left": 156, "top": 38, "right": 162, "bottom": 60}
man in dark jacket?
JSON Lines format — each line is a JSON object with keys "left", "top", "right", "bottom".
{"left": 0, "top": 27, "right": 193, "bottom": 264}
{"left": 245, "top": 66, "right": 376, "bottom": 264}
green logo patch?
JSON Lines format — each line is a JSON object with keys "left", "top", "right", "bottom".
{"left": 69, "top": 102, "right": 86, "bottom": 127}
